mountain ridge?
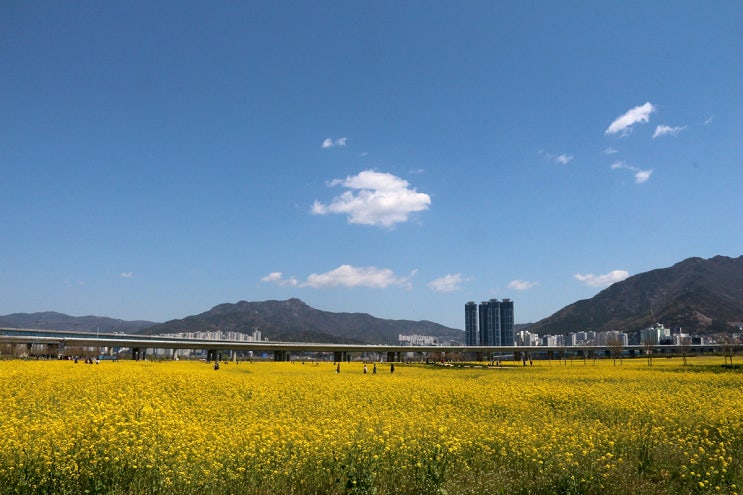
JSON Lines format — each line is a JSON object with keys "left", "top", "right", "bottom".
{"left": 528, "top": 255, "right": 743, "bottom": 335}
{"left": 0, "top": 311, "right": 157, "bottom": 334}
{"left": 139, "top": 298, "right": 463, "bottom": 344}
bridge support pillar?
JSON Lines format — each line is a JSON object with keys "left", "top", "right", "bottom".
{"left": 333, "top": 351, "right": 342, "bottom": 363}
{"left": 274, "top": 350, "right": 286, "bottom": 361}
{"left": 387, "top": 351, "right": 395, "bottom": 363}
{"left": 132, "top": 347, "right": 140, "bottom": 361}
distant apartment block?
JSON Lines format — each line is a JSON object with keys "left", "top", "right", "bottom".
{"left": 640, "top": 323, "right": 672, "bottom": 345}
{"left": 152, "top": 329, "right": 266, "bottom": 358}
{"left": 160, "top": 329, "right": 264, "bottom": 342}
{"left": 399, "top": 334, "right": 439, "bottom": 346}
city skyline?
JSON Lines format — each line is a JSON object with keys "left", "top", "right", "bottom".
{"left": 2, "top": 2, "right": 741, "bottom": 329}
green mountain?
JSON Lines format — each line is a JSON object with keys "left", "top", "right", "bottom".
{"left": 0, "top": 311, "right": 157, "bottom": 333}
{"left": 140, "top": 298, "right": 463, "bottom": 344}
{"left": 528, "top": 255, "right": 743, "bottom": 335}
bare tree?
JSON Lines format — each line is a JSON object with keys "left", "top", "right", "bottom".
{"left": 679, "top": 336, "right": 692, "bottom": 366}
{"left": 642, "top": 334, "right": 656, "bottom": 366}
{"left": 606, "top": 333, "right": 624, "bottom": 366}
{"left": 718, "top": 333, "right": 737, "bottom": 367}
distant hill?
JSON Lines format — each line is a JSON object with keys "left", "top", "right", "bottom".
{"left": 140, "top": 298, "right": 463, "bottom": 344}
{"left": 528, "top": 255, "right": 743, "bottom": 335}
{"left": 0, "top": 311, "right": 157, "bottom": 334}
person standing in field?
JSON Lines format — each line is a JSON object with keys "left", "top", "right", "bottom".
{"left": 373, "top": 363, "right": 377, "bottom": 374}
{"left": 390, "top": 363, "right": 395, "bottom": 374}
{"left": 363, "top": 364, "right": 368, "bottom": 374}
{"left": 336, "top": 363, "right": 340, "bottom": 373}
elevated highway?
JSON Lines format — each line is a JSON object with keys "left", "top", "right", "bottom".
{"left": 2, "top": 327, "right": 740, "bottom": 362}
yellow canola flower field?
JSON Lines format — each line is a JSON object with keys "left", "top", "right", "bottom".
{"left": 0, "top": 357, "right": 741, "bottom": 495}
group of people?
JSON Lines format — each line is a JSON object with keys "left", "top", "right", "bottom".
{"left": 336, "top": 362, "right": 394, "bottom": 374}
{"left": 73, "top": 356, "right": 98, "bottom": 364}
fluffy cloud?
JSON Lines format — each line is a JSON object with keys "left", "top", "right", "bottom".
{"left": 602, "top": 147, "right": 619, "bottom": 155}
{"left": 120, "top": 272, "right": 134, "bottom": 278}
{"left": 652, "top": 125, "right": 686, "bottom": 138}
{"left": 611, "top": 161, "right": 653, "bottom": 184}
{"left": 260, "top": 272, "right": 298, "bottom": 287}
{"left": 633, "top": 169, "right": 653, "bottom": 183}
{"left": 322, "top": 137, "right": 348, "bottom": 149}
{"left": 508, "top": 279, "right": 539, "bottom": 291}
{"left": 574, "top": 270, "right": 629, "bottom": 287}
{"left": 427, "top": 273, "right": 468, "bottom": 292}
{"left": 261, "top": 265, "right": 411, "bottom": 289}
{"left": 311, "top": 170, "right": 431, "bottom": 227}
{"left": 605, "top": 102, "right": 656, "bottom": 136}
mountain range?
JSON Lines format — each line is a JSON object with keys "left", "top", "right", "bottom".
{"left": 527, "top": 255, "right": 743, "bottom": 335}
{"left": 0, "top": 311, "right": 156, "bottom": 334}
{"left": 2, "top": 255, "right": 741, "bottom": 341}
{"left": 139, "top": 298, "right": 461, "bottom": 344}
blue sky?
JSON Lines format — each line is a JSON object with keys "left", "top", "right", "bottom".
{"left": 1, "top": 1, "right": 741, "bottom": 329}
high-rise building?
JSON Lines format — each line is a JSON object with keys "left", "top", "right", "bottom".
{"left": 470, "top": 298, "right": 515, "bottom": 346}
{"left": 465, "top": 302, "right": 478, "bottom": 346}
{"left": 479, "top": 299, "right": 500, "bottom": 346}
{"left": 499, "top": 298, "right": 514, "bottom": 346}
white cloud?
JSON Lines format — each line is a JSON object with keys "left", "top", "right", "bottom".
{"left": 427, "top": 273, "right": 468, "bottom": 292}
{"left": 555, "top": 154, "right": 573, "bottom": 165}
{"left": 652, "top": 125, "right": 686, "bottom": 138}
{"left": 261, "top": 265, "right": 410, "bottom": 289}
{"left": 508, "top": 279, "right": 539, "bottom": 291}
{"left": 704, "top": 116, "right": 713, "bottom": 125}
{"left": 304, "top": 265, "right": 410, "bottom": 289}
{"left": 605, "top": 102, "right": 656, "bottom": 136}
{"left": 311, "top": 169, "right": 431, "bottom": 227}
{"left": 611, "top": 161, "right": 653, "bottom": 184}
{"left": 120, "top": 272, "right": 134, "bottom": 278}
{"left": 261, "top": 272, "right": 283, "bottom": 282}
{"left": 539, "top": 150, "right": 573, "bottom": 165}
{"left": 322, "top": 137, "right": 348, "bottom": 149}
{"left": 633, "top": 169, "right": 652, "bottom": 183}
{"left": 602, "top": 147, "right": 619, "bottom": 155}
{"left": 260, "top": 272, "right": 298, "bottom": 287}
{"left": 574, "top": 270, "right": 629, "bottom": 287}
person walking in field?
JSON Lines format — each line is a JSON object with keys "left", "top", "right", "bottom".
{"left": 390, "top": 363, "right": 395, "bottom": 374}
{"left": 373, "top": 363, "right": 377, "bottom": 374}
{"left": 336, "top": 363, "right": 340, "bottom": 373}
{"left": 363, "top": 364, "right": 368, "bottom": 374}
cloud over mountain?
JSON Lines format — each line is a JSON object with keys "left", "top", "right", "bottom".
{"left": 574, "top": 270, "right": 629, "bottom": 287}
{"left": 261, "top": 265, "right": 411, "bottom": 289}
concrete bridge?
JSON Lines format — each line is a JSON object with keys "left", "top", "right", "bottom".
{"left": 2, "top": 327, "right": 740, "bottom": 363}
